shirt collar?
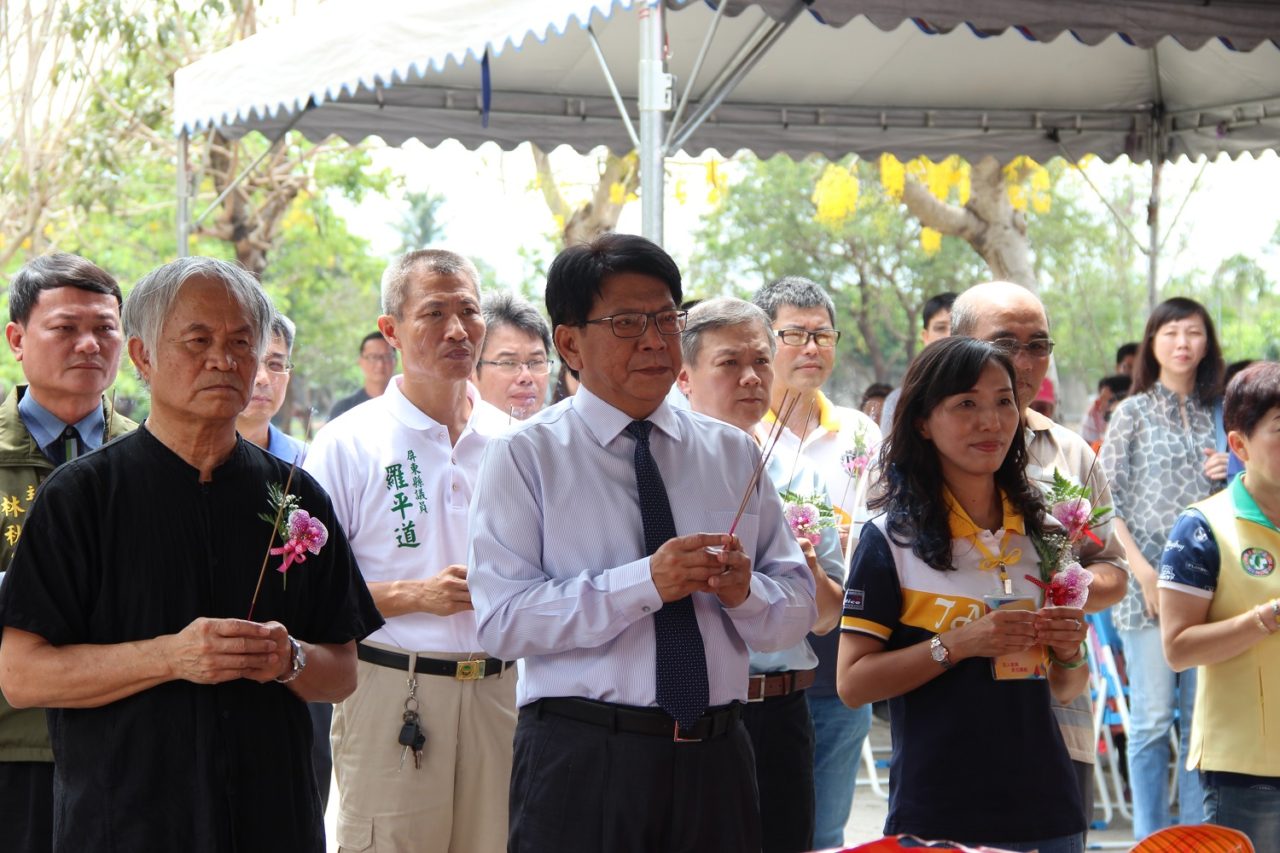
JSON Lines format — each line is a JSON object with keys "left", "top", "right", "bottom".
{"left": 1023, "top": 407, "right": 1055, "bottom": 434}
{"left": 762, "top": 390, "right": 841, "bottom": 434}
{"left": 383, "top": 376, "right": 505, "bottom": 438}
{"left": 942, "top": 486, "right": 1027, "bottom": 539}
{"left": 17, "top": 387, "right": 105, "bottom": 451}
{"left": 1232, "top": 474, "right": 1280, "bottom": 534}
{"left": 572, "top": 384, "right": 681, "bottom": 447}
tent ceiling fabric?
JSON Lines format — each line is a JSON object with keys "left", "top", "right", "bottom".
{"left": 173, "top": 0, "right": 1280, "bottom": 164}
{"left": 709, "top": 0, "right": 1280, "bottom": 50}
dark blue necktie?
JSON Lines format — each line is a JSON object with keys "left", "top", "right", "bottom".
{"left": 47, "top": 425, "right": 82, "bottom": 466}
{"left": 625, "top": 419, "right": 709, "bottom": 732}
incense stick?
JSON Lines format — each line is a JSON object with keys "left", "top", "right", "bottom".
{"left": 786, "top": 399, "right": 817, "bottom": 487}
{"left": 247, "top": 408, "right": 315, "bottom": 621}
{"left": 727, "top": 391, "right": 800, "bottom": 537}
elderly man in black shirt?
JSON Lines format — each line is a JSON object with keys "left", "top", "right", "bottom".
{"left": 0, "top": 257, "right": 382, "bottom": 852}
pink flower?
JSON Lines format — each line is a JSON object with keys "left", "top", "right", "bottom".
{"left": 1051, "top": 498, "right": 1092, "bottom": 542}
{"left": 785, "top": 503, "right": 823, "bottom": 544}
{"left": 271, "top": 510, "right": 329, "bottom": 574}
{"left": 843, "top": 453, "right": 869, "bottom": 476}
{"left": 1027, "top": 562, "right": 1094, "bottom": 608}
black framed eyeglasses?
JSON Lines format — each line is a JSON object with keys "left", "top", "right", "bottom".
{"left": 990, "top": 338, "right": 1055, "bottom": 359}
{"left": 776, "top": 328, "right": 841, "bottom": 348}
{"left": 476, "top": 358, "right": 554, "bottom": 376}
{"left": 583, "top": 310, "right": 688, "bottom": 338}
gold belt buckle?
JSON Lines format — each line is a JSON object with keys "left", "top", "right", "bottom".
{"left": 455, "top": 659, "right": 486, "bottom": 681}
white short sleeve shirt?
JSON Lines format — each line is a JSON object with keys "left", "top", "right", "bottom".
{"left": 304, "top": 377, "right": 509, "bottom": 652}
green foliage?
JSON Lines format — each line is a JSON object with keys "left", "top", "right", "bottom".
{"left": 1029, "top": 163, "right": 1149, "bottom": 389}
{"left": 1, "top": 1, "right": 394, "bottom": 422}
{"left": 690, "top": 154, "right": 987, "bottom": 398}
{"left": 395, "top": 190, "right": 446, "bottom": 252}
{"left": 261, "top": 190, "right": 386, "bottom": 414}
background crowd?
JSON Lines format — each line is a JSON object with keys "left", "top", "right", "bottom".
{"left": 0, "top": 240, "right": 1276, "bottom": 853}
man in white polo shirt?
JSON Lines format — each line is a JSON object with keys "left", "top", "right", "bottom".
{"left": 305, "top": 250, "right": 515, "bottom": 852}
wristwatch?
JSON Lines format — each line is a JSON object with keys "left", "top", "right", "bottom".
{"left": 275, "top": 635, "right": 307, "bottom": 684}
{"left": 929, "top": 635, "right": 953, "bottom": 670}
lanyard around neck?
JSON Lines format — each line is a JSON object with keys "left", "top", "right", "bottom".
{"left": 969, "top": 527, "right": 1022, "bottom": 595}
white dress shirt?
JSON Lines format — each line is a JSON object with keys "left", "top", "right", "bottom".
{"left": 468, "top": 385, "right": 817, "bottom": 709}
{"left": 304, "top": 377, "right": 508, "bottom": 652}
{"left": 768, "top": 390, "right": 882, "bottom": 530}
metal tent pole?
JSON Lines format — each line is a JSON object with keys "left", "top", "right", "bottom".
{"left": 177, "top": 130, "right": 191, "bottom": 258}
{"left": 638, "top": 1, "right": 670, "bottom": 245}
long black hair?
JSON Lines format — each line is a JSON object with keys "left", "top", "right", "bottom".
{"left": 872, "top": 336, "right": 1044, "bottom": 572}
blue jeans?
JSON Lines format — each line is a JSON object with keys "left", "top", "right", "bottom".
{"left": 1119, "top": 625, "right": 1204, "bottom": 839}
{"left": 1203, "top": 772, "right": 1280, "bottom": 851}
{"left": 806, "top": 694, "right": 872, "bottom": 849}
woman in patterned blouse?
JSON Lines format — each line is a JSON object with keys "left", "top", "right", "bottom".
{"left": 1099, "top": 297, "right": 1227, "bottom": 840}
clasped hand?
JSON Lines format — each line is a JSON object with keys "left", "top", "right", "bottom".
{"left": 169, "top": 617, "right": 291, "bottom": 685}
{"left": 650, "top": 533, "right": 752, "bottom": 607}
{"left": 949, "top": 606, "right": 1086, "bottom": 661}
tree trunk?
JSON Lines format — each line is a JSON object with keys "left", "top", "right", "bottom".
{"left": 532, "top": 145, "right": 640, "bottom": 248}
{"left": 901, "top": 156, "right": 1036, "bottom": 289}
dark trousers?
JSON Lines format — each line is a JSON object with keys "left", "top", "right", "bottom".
{"left": 741, "top": 690, "right": 815, "bottom": 853}
{"left": 1072, "top": 759, "right": 1094, "bottom": 845}
{"left": 0, "top": 761, "right": 53, "bottom": 853}
{"left": 309, "top": 702, "right": 333, "bottom": 814}
{"left": 509, "top": 702, "right": 761, "bottom": 853}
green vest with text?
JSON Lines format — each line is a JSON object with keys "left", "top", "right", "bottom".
{"left": 0, "top": 387, "right": 136, "bottom": 762}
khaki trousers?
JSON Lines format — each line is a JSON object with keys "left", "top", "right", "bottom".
{"left": 333, "top": 644, "right": 517, "bottom": 853}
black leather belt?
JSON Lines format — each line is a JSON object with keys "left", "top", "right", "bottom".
{"left": 357, "top": 644, "right": 511, "bottom": 680}
{"left": 531, "top": 697, "right": 742, "bottom": 743}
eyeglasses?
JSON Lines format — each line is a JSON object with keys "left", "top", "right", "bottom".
{"left": 264, "top": 358, "right": 294, "bottom": 375}
{"left": 477, "top": 358, "right": 554, "bottom": 376}
{"left": 361, "top": 353, "right": 396, "bottom": 364}
{"left": 776, "top": 328, "right": 841, "bottom": 348}
{"left": 990, "top": 338, "right": 1055, "bottom": 359}
{"left": 583, "top": 310, "right": 688, "bottom": 339}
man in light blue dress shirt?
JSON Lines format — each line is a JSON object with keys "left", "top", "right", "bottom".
{"left": 469, "top": 234, "right": 816, "bottom": 853}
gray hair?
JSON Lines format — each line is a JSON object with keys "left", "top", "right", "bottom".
{"left": 681, "top": 297, "right": 776, "bottom": 365}
{"left": 271, "top": 313, "right": 296, "bottom": 353}
{"left": 480, "top": 292, "right": 552, "bottom": 356}
{"left": 752, "top": 275, "right": 836, "bottom": 326}
{"left": 123, "top": 256, "right": 273, "bottom": 361}
{"left": 950, "top": 280, "right": 1047, "bottom": 337}
{"left": 381, "top": 249, "right": 482, "bottom": 318}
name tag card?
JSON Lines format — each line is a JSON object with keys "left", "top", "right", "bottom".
{"left": 984, "top": 594, "right": 1046, "bottom": 681}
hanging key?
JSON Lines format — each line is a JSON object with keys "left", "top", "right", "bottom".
{"left": 398, "top": 709, "right": 423, "bottom": 771}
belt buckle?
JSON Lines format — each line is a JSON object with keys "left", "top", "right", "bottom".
{"left": 746, "top": 673, "right": 767, "bottom": 703}
{"left": 455, "top": 659, "right": 486, "bottom": 681}
{"left": 672, "top": 721, "right": 703, "bottom": 744}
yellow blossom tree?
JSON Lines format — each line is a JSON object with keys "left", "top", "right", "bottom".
{"left": 811, "top": 153, "right": 1057, "bottom": 288}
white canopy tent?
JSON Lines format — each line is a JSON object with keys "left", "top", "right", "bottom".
{"left": 173, "top": 0, "right": 1280, "bottom": 260}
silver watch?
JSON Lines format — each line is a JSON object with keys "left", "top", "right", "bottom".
{"left": 275, "top": 636, "right": 306, "bottom": 684}
{"left": 929, "top": 635, "right": 953, "bottom": 670}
